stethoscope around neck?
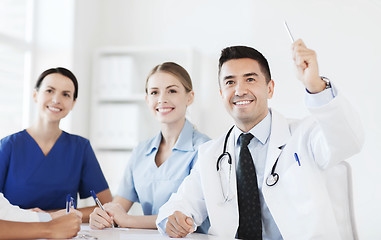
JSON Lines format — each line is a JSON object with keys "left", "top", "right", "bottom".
{"left": 216, "top": 126, "right": 281, "bottom": 202}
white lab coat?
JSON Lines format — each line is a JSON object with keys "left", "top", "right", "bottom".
{"left": 0, "top": 193, "right": 50, "bottom": 222}
{"left": 157, "top": 92, "right": 364, "bottom": 240}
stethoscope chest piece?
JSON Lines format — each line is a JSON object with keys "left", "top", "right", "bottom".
{"left": 266, "top": 173, "right": 279, "bottom": 186}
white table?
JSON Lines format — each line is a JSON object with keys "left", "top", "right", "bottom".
{"left": 74, "top": 224, "right": 221, "bottom": 240}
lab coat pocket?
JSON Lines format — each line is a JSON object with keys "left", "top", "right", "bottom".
{"left": 283, "top": 159, "right": 325, "bottom": 216}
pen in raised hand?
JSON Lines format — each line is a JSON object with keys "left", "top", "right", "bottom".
{"left": 284, "top": 20, "right": 295, "bottom": 43}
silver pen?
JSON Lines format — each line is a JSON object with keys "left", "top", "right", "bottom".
{"left": 284, "top": 21, "right": 295, "bottom": 43}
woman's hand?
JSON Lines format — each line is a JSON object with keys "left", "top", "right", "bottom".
{"left": 103, "top": 202, "right": 127, "bottom": 226}
{"left": 89, "top": 207, "right": 114, "bottom": 229}
{"left": 50, "top": 208, "right": 83, "bottom": 220}
{"left": 46, "top": 213, "right": 82, "bottom": 239}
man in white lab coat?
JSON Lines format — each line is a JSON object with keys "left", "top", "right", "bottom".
{"left": 156, "top": 39, "right": 364, "bottom": 240}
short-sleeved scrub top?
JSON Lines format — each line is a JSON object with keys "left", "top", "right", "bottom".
{"left": 0, "top": 130, "right": 109, "bottom": 210}
{"left": 117, "top": 119, "right": 210, "bottom": 215}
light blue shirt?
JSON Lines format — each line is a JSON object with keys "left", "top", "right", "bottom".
{"left": 117, "top": 119, "right": 210, "bottom": 215}
{"left": 233, "top": 87, "right": 335, "bottom": 240}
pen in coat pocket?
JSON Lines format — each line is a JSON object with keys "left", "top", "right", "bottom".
{"left": 294, "top": 153, "right": 301, "bottom": 166}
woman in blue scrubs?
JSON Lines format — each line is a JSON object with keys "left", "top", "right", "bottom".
{"left": 0, "top": 67, "right": 112, "bottom": 222}
{"left": 89, "top": 62, "right": 210, "bottom": 231}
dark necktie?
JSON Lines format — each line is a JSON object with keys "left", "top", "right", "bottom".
{"left": 236, "top": 133, "right": 262, "bottom": 240}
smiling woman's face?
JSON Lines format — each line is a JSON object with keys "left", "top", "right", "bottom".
{"left": 33, "top": 73, "right": 76, "bottom": 123}
{"left": 145, "top": 71, "right": 194, "bottom": 125}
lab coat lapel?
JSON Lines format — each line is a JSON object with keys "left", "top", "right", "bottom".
{"left": 264, "top": 110, "right": 291, "bottom": 182}
{"left": 225, "top": 126, "right": 239, "bottom": 235}
{"left": 226, "top": 128, "right": 238, "bottom": 203}
{"left": 206, "top": 128, "right": 239, "bottom": 237}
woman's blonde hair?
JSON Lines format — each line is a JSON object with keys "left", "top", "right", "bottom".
{"left": 145, "top": 62, "right": 193, "bottom": 93}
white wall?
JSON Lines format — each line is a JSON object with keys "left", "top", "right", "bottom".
{"left": 70, "top": 0, "right": 380, "bottom": 238}
{"left": 28, "top": 0, "right": 75, "bottom": 130}
{"left": 71, "top": 0, "right": 110, "bottom": 139}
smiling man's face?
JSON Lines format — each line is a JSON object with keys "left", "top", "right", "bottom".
{"left": 219, "top": 58, "right": 274, "bottom": 132}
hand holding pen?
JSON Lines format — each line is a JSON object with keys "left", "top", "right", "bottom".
{"left": 48, "top": 195, "right": 82, "bottom": 220}
{"left": 284, "top": 21, "right": 324, "bottom": 93}
{"left": 90, "top": 190, "right": 115, "bottom": 229}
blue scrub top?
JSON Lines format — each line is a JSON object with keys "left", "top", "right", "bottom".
{"left": 0, "top": 130, "right": 109, "bottom": 210}
{"left": 117, "top": 119, "right": 210, "bottom": 215}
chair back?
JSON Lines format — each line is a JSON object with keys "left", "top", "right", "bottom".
{"left": 323, "top": 161, "right": 358, "bottom": 240}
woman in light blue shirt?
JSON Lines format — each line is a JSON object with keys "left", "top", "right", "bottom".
{"left": 89, "top": 62, "right": 210, "bottom": 230}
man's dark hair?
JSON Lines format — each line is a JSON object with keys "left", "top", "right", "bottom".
{"left": 218, "top": 46, "right": 271, "bottom": 84}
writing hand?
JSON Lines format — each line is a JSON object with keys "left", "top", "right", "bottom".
{"left": 50, "top": 208, "right": 82, "bottom": 220}
{"left": 46, "top": 212, "right": 81, "bottom": 239}
{"left": 89, "top": 207, "right": 114, "bottom": 229}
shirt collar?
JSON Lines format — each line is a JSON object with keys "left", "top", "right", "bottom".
{"left": 145, "top": 131, "right": 162, "bottom": 155}
{"left": 145, "top": 119, "right": 194, "bottom": 155}
{"left": 234, "top": 110, "right": 272, "bottom": 146}
{"left": 173, "top": 119, "right": 194, "bottom": 152}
